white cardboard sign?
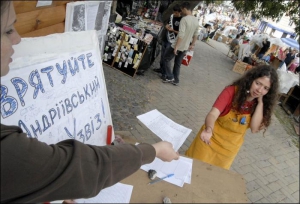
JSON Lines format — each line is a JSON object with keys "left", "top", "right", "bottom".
{"left": 1, "top": 31, "right": 114, "bottom": 146}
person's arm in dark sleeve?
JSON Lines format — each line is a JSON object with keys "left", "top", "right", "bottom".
{"left": 1, "top": 124, "right": 155, "bottom": 203}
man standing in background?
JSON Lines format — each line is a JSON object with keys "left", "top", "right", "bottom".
{"left": 162, "top": 2, "right": 199, "bottom": 86}
{"left": 153, "top": 4, "right": 182, "bottom": 79}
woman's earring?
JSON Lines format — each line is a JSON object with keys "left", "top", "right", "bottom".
{"left": 246, "top": 90, "right": 250, "bottom": 94}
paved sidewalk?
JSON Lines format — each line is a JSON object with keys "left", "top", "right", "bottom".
{"left": 103, "top": 38, "right": 299, "bottom": 203}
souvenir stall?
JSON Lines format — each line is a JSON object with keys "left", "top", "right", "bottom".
{"left": 267, "top": 38, "right": 288, "bottom": 68}
{"left": 102, "top": 24, "right": 150, "bottom": 77}
{"left": 275, "top": 38, "right": 300, "bottom": 118}
{"left": 277, "top": 70, "right": 300, "bottom": 117}
{"left": 103, "top": 0, "right": 163, "bottom": 77}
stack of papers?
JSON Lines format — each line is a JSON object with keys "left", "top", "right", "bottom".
{"left": 51, "top": 183, "right": 133, "bottom": 203}
{"left": 137, "top": 110, "right": 193, "bottom": 187}
{"left": 141, "top": 156, "right": 193, "bottom": 187}
{"left": 75, "top": 183, "right": 133, "bottom": 203}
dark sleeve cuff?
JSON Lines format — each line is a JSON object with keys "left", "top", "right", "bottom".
{"left": 136, "top": 143, "right": 156, "bottom": 164}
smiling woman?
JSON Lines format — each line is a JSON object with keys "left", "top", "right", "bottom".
{"left": 186, "top": 65, "right": 279, "bottom": 170}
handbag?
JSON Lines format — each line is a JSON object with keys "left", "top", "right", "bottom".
{"left": 181, "top": 51, "right": 194, "bottom": 66}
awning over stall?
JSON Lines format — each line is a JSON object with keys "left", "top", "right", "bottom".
{"left": 281, "top": 38, "right": 300, "bottom": 50}
{"left": 267, "top": 22, "right": 296, "bottom": 37}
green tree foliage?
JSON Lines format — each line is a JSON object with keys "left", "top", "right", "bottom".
{"left": 285, "top": 0, "right": 300, "bottom": 38}
{"left": 162, "top": 0, "right": 299, "bottom": 37}
{"left": 231, "top": 0, "right": 299, "bottom": 36}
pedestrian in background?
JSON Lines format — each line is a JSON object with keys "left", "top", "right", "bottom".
{"left": 229, "top": 34, "right": 240, "bottom": 51}
{"left": 238, "top": 36, "right": 251, "bottom": 63}
{"left": 287, "top": 52, "right": 299, "bottom": 73}
{"left": 284, "top": 49, "right": 297, "bottom": 70}
{"left": 200, "top": 23, "right": 212, "bottom": 42}
{"left": 277, "top": 47, "right": 288, "bottom": 69}
{"left": 162, "top": 2, "right": 199, "bottom": 86}
{"left": 153, "top": 4, "right": 182, "bottom": 79}
{"left": 257, "top": 38, "right": 270, "bottom": 59}
{"left": 186, "top": 65, "right": 279, "bottom": 170}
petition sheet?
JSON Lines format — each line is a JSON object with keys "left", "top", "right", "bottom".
{"left": 137, "top": 109, "right": 192, "bottom": 151}
{"left": 141, "top": 156, "right": 193, "bottom": 187}
{"left": 75, "top": 183, "right": 133, "bottom": 203}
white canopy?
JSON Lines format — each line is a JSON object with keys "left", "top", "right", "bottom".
{"left": 268, "top": 38, "right": 287, "bottom": 48}
{"left": 203, "top": 12, "right": 231, "bottom": 24}
{"left": 250, "top": 34, "right": 270, "bottom": 47}
{"left": 222, "top": 26, "right": 238, "bottom": 36}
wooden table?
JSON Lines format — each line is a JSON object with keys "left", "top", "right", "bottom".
{"left": 121, "top": 156, "right": 248, "bottom": 203}
{"left": 118, "top": 134, "right": 248, "bottom": 203}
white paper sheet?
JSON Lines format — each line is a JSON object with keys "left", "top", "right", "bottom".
{"left": 86, "top": 2, "right": 101, "bottom": 30}
{"left": 141, "top": 156, "right": 193, "bottom": 187}
{"left": 75, "top": 183, "right": 133, "bottom": 203}
{"left": 180, "top": 156, "right": 193, "bottom": 184}
{"left": 36, "top": 0, "right": 52, "bottom": 7}
{"left": 137, "top": 109, "right": 192, "bottom": 151}
{"left": 65, "top": 1, "right": 111, "bottom": 56}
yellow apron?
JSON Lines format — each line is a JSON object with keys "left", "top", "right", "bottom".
{"left": 185, "top": 109, "right": 251, "bottom": 170}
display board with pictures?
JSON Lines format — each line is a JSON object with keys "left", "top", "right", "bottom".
{"left": 102, "top": 24, "right": 148, "bottom": 77}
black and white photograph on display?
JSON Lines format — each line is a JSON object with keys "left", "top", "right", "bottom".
{"left": 97, "top": 2, "right": 112, "bottom": 35}
{"left": 72, "top": 4, "right": 85, "bottom": 31}
{"left": 66, "top": 1, "right": 112, "bottom": 55}
{"left": 95, "top": 2, "right": 105, "bottom": 31}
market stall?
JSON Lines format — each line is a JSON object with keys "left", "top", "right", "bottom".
{"left": 281, "top": 38, "right": 300, "bottom": 50}
{"left": 102, "top": 0, "right": 164, "bottom": 77}
{"left": 102, "top": 18, "right": 163, "bottom": 77}
{"left": 277, "top": 70, "right": 300, "bottom": 117}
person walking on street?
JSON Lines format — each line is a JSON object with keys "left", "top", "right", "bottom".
{"left": 153, "top": 4, "right": 182, "bottom": 79}
{"left": 162, "top": 2, "right": 199, "bottom": 86}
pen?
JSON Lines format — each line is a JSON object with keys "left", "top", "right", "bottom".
{"left": 148, "top": 173, "right": 174, "bottom": 185}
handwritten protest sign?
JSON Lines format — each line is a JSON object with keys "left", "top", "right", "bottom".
{"left": 1, "top": 31, "right": 113, "bottom": 146}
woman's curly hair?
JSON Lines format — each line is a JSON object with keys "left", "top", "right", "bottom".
{"left": 231, "top": 65, "right": 279, "bottom": 128}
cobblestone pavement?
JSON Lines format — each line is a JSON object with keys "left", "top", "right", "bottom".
{"left": 103, "top": 39, "right": 299, "bottom": 203}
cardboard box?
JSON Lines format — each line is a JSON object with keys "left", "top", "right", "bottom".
{"left": 213, "top": 32, "right": 221, "bottom": 40}
{"left": 270, "top": 57, "right": 280, "bottom": 69}
{"left": 232, "top": 60, "right": 248, "bottom": 74}
{"left": 221, "top": 35, "right": 228, "bottom": 43}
